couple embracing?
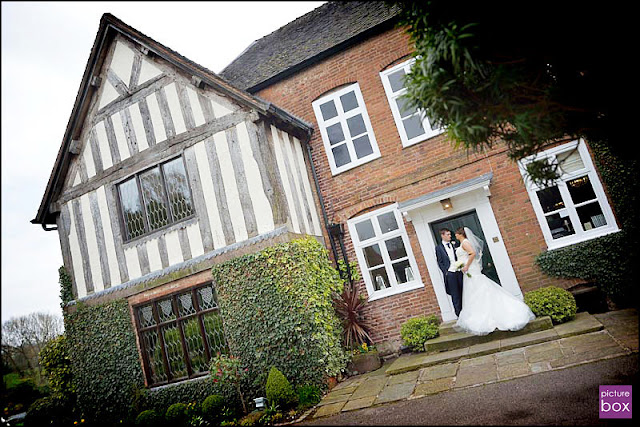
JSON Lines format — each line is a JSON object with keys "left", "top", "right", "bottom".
{"left": 436, "top": 227, "right": 535, "bottom": 336}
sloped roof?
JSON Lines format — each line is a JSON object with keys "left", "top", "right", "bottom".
{"left": 33, "top": 13, "right": 312, "bottom": 227}
{"left": 220, "top": 1, "right": 400, "bottom": 92}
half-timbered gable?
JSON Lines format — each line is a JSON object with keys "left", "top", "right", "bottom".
{"left": 33, "top": 14, "right": 322, "bottom": 303}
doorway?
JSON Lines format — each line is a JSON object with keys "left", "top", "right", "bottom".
{"left": 429, "top": 210, "right": 500, "bottom": 284}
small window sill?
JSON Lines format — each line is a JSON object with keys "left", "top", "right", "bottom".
{"left": 401, "top": 129, "right": 445, "bottom": 149}
{"left": 330, "top": 152, "right": 381, "bottom": 176}
{"left": 366, "top": 280, "right": 424, "bottom": 302}
{"left": 122, "top": 215, "right": 198, "bottom": 249}
{"left": 545, "top": 227, "right": 621, "bottom": 251}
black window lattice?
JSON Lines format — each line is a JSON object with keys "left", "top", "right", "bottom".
{"left": 135, "top": 283, "right": 228, "bottom": 386}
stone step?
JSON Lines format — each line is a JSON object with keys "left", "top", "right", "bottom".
{"left": 385, "top": 312, "right": 603, "bottom": 376}
{"left": 427, "top": 316, "right": 554, "bottom": 353}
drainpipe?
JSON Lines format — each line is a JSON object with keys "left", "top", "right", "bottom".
{"left": 304, "top": 140, "right": 352, "bottom": 286}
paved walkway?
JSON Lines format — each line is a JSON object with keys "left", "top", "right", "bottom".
{"left": 304, "top": 308, "right": 638, "bottom": 421}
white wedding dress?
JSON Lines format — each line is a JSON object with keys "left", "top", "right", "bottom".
{"left": 454, "top": 239, "right": 535, "bottom": 336}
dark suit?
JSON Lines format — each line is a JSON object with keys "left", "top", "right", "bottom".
{"left": 436, "top": 241, "right": 464, "bottom": 316}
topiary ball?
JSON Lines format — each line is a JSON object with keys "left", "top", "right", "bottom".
{"left": 524, "top": 286, "right": 577, "bottom": 324}
{"left": 400, "top": 315, "right": 440, "bottom": 352}
{"left": 265, "top": 366, "right": 296, "bottom": 409}
{"left": 165, "top": 402, "right": 188, "bottom": 425}
{"left": 135, "top": 409, "right": 161, "bottom": 426}
{"left": 202, "top": 394, "right": 225, "bottom": 423}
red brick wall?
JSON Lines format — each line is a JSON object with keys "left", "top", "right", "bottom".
{"left": 256, "top": 26, "right": 587, "bottom": 348}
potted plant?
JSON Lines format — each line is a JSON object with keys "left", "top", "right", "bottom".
{"left": 347, "top": 342, "right": 381, "bottom": 374}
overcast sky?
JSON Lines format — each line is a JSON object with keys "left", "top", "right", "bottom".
{"left": 1, "top": 1, "right": 326, "bottom": 324}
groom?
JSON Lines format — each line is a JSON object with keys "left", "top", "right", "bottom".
{"left": 435, "top": 228, "right": 464, "bottom": 316}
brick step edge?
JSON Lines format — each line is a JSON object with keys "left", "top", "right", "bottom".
{"left": 426, "top": 316, "right": 554, "bottom": 353}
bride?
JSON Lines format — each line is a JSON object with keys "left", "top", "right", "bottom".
{"left": 454, "top": 227, "right": 535, "bottom": 336}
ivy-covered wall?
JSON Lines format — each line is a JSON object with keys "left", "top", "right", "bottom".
{"left": 211, "top": 236, "right": 349, "bottom": 397}
{"left": 65, "top": 299, "right": 145, "bottom": 423}
{"left": 535, "top": 139, "right": 638, "bottom": 304}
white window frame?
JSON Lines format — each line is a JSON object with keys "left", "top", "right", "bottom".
{"left": 518, "top": 139, "right": 619, "bottom": 250}
{"left": 380, "top": 58, "right": 444, "bottom": 147}
{"left": 312, "top": 83, "right": 381, "bottom": 175}
{"left": 347, "top": 204, "right": 423, "bottom": 302}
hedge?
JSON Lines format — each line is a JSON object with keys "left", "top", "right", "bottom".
{"left": 211, "top": 236, "right": 349, "bottom": 397}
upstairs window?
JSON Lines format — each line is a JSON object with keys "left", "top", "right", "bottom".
{"left": 519, "top": 139, "right": 619, "bottom": 249}
{"left": 380, "top": 58, "right": 443, "bottom": 147}
{"left": 312, "top": 83, "right": 380, "bottom": 175}
{"left": 118, "top": 156, "right": 195, "bottom": 241}
{"left": 135, "top": 283, "right": 228, "bottom": 386}
{"left": 347, "top": 204, "right": 423, "bottom": 301}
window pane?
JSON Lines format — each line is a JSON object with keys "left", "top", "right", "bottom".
{"left": 177, "top": 292, "right": 196, "bottom": 317}
{"left": 181, "top": 317, "right": 208, "bottom": 373}
{"left": 392, "top": 259, "right": 413, "bottom": 284}
{"left": 377, "top": 211, "right": 398, "bottom": 233}
{"left": 332, "top": 144, "right": 351, "bottom": 167}
{"left": 353, "top": 135, "right": 373, "bottom": 159}
{"left": 395, "top": 96, "right": 417, "bottom": 118}
{"left": 142, "top": 329, "right": 167, "bottom": 384}
{"left": 162, "top": 324, "right": 188, "bottom": 379}
{"left": 202, "top": 311, "right": 228, "bottom": 356}
{"left": 140, "top": 167, "right": 170, "bottom": 230}
{"left": 370, "top": 267, "right": 391, "bottom": 291}
{"left": 363, "top": 244, "right": 384, "bottom": 268}
{"left": 557, "top": 149, "right": 585, "bottom": 174}
{"left": 536, "top": 186, "right": 565, "bottom": 213}
{"left": 138, "top": 305, "right": 156, "bottom": 328}
{"left": 355, "top": 219, "right": 375, "bottom": 241}
{"left": 385, "top": 236, "right": 407, "bottom": 260}
{"left": 340, "top": 91, "right": 359, "bottom": 112}
{"left": 567, "top": 175, "right": 596, "bottom": 205}
{"left": 388, "top": 69, "right": 406, "bottom": 92}
{"left": 196, "top": 285, "right": 219, "bottom": 311}
{"left": 327, "top": 123, "right": 345, "bottom": 145}
{"left": 157, "top": 298, "right": 176, "bottom": 323}
{"left": 320, "top": 100, "right": 338, "bottom": 121}
{"left": 119, "top": 177, "right": 146, "bottom": 240}
{"left": 403, "top": 115, "right": 426, "bottom": 140}
{"left": 163, "top": 158, "right": 194, "bottom": 222}
{"left": 576, "top": 201, "right": 607, "bottom": 230}
{"left": 346, "top": 114, "right": 366, "bottom": 137}
{"left": 545, "top": 212, "right": 575, "bottom": 239}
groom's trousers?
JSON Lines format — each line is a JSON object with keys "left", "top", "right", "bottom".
{"left": 446, "top": 271, "right": 464, "bottom": 316}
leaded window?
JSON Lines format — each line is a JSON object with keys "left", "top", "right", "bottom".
{"left": 117, "top": 156, "right": 195, "bottom": 241}
{"left": 135, "top": 283, "right": 228, "bottom": 386}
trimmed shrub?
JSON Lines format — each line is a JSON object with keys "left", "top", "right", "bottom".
{"left": 39, "top": 334, "right": 75, "bottom": 398}
{"left": 524, "top": 286, "right": 577, "bottom": 324}
{"left": 24, "top": 395, "right": 71, "bottom": 427}
{"left": 265, "top": 367, "right": 295, "bottom": 409}
{"left": 135, "top": 409, "right": 162, "bottom": 426}
{"left": 211, "top": 237, "right": 348, "bottom": 397}
{"left": 296, "top": 384, "right": 322, "bottom": 409}
{"left": 165, "top": 402, "right": 188, "bottom": 425}
{"left": 202, "top": 394, "right": 226, "bottom": 423}
{"left": 400, "top": 315, "right": 440, "bottom": 352}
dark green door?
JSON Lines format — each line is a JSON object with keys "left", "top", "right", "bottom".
{"left": 430, "top": 210, "right": 500, "bottom": 285}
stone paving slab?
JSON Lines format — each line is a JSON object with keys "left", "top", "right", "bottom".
{"left": 418, "top": 362, "right": 458, "bottom": 382}
{"left": 349, "top": 376, "right": 387, "bottom": 400}
{"left": 412, "top": 377, "right": 455, "bottom": 397}
{"left": 340, "top": 396, "right": 376, "bottom": 412}
{"left": 313, "top": 401, "right": 346, "bottom": 418}
{"left": 375, "top": 381, "right": 416, "bottom": 404}
{"left": 497, "top": 360, "right": 531, "bottom": 380}
{"left": 455, "top": 363, "right": 497, "bottom": 388}
{"left": 317, "top": 391, "right": 352, "bottom": 406}
{"left": 499, "top": 328, "right": 558, "bottom": 351}
{"left": 387, "top": 370, "right": 419, "bottom": 385}
{"left": 524, "top": 341, "right": 565, "bottom": 363}
{"left": 554, "top": 311, "right": 604, "bottom": 338}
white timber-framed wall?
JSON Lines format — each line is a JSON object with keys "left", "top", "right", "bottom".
{"left": 55, "top": 34, "right": 323, "bottom": 300}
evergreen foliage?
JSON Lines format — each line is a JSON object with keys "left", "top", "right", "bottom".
{"left": 265, "top": 367, "right": 295, "bottom": 409}
{"left": 524, "top": 286, "right": 577, "bottom": 324}
{"left": 400, "top": 315, "right": 440, "bottom": 352}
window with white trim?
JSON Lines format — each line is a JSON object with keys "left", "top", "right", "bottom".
{"left": 347, "top": 204, "right": 422, "bottom": 301}
{"left": 519, "top": 139, "right": 619, "bottom": 249}
{"left": 380, "top": 58, "right": 443, "bottom": 147}
{"left": 312, "top": 83, "right": 380, "bottom": 175}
